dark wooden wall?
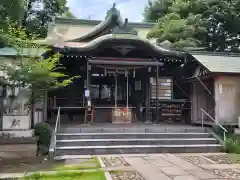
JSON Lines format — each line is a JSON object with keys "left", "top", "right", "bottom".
{"left": 191, "top": 78, "right": 215, "bottom": 124}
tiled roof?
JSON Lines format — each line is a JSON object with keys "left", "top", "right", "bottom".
{"left": 191, "top": 53, "right": 240, "bottom": 73}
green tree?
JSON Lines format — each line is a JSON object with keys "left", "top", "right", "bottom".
{"left": 0, "top": 0, "right": 25, "bottom": 26}
{"left": 147, "top": 12, "right": 206, "bottom": 49}
{"left": 203, "top": 0, "right": 240, "bottom": 52}
{"left": 0, "top": 0, "right": 26, "bottom": 47}
{"left": 144, "top": 0, "right": 240, "bottom": 52}
{"left": 144, "top": 0, "right": 173, "bottom": 22}
{"left": 0, "top": 0, "right": 75, "bottom": 38}
{"left": 0, "top": 21, "right": 78, "bottom": 120}
{"left": 22, "top": 0, "right": 73, "bottom": 37}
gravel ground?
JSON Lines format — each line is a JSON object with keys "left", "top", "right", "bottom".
{"left": 180, "top": 156, "right": 214, "bottom": 166}
{"left": 101, "top": 157, "right": 129, "bottom": 167}
{"left": 205, "top": 154, "right": 240, "bottom": 164}
{"left": 111, "top": 171, "right": 145, "bottom": 180}
{"left": 0, "top": 157, "right": 62, "bottom": 173}
{"left": 210, "top": 168, "right": 240, "bottom": 180}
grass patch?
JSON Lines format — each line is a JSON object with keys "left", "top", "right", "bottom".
{"left": 224, "top": 135, "right": 240, "bottom": 153}
{"left": 52, "top": 164, "right": 98, "bottom": 171}
{"left": 21, "top": 171, "right": 106, "bottom": 180}
{"left": 225, "top": 153, "right": 240, "bottom": 163}
{"left": 206, "top": 154, "right": 240, "bottom": 164}
{"left": 51, "top": 156, "right": 101, "bottom": 171}
{"left": 109, "top": 170, "right": 125, "bottom": 174}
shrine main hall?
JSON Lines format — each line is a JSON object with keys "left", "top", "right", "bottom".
{"left": 38, "top": 4, "right": 240, "bottom": 126}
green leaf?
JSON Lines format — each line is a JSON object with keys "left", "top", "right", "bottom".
{"left": 0, "top": 22, "right": 80, "bottom": 104}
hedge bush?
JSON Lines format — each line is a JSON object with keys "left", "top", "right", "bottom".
{"left": 34, "top": 122, "right": 53, "bottom": 156}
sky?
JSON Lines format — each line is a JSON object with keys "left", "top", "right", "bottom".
{"left": 67, "top": 0, "right": 149, "bottom": 22}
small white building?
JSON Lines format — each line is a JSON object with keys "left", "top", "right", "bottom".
{"left": 189, "top": 51, "right": 240, "bottom": 126}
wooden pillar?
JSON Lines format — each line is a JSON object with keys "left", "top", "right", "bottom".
{"left": 53, "top": 96, "right": 56, "bottom": 108}
{"left": 85, "top": 59, "right": 91, "bottom": 123}
{"left": 43, "top": 91, "right": 48, "bottom": 122}
{"left": 114, "top": 74, "right": 118, "bottom": 108}
{"left": 0, "top": 98, "right": 3, "bottom": 130}
{"left": 99, "top": 74, "right": 102, "bottom": 101}
{"left": 111, "top": 85, "right": 114, "bottom": 104}
{"left": 126, "top": 70, "right": 129, "bottom": 110}
{"left": 86, "top": 61, "right": 89, "bottom": 107}
{"left": 0, "top": 84, "right": 6, "bottom": 130}
{"left": 156, "top": 65, "right": 159, "bottom": 123}
{"left": 31, "top": 91, "right": 35, "bottom": 128}
{"left": 145, "top": 77, "right": 150, "bottom": 122}
{"left": 88, "top": 62, "right": 92, "bottom": 104}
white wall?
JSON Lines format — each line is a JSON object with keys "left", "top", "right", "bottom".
{"left": 49, "top": 23, "right": 153, "bottom": 42}
{"left": 215, "top": 76, "right": 240, "bottom": 125}
{"left": 54, "top": 24, "right": 94, "bottom": 41}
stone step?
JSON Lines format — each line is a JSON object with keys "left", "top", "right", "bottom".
{"left": 56, "top": 132, "right": 212, "bottom": 140}
{"left": 55, "top": 144, "right": 222, "bottom": 156}
{"left": 58, "top": 127, "right": 207, "bottom": 133}
{"left": 56, "top": 138, "right": 218, "bottom": 146}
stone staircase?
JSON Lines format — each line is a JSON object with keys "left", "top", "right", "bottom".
{"left": 54, "top": 125, "right": 222, "bottom": 159}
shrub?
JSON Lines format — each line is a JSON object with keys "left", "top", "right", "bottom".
{"left": 34, "top": 122, "right": 53, "bottom": 156}
{"left": 224, "top": 136, "right": 240, "bottom": 154}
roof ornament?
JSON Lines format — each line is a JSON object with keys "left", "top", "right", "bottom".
{"left": 105, "top": 3, "right": 118, "bottom": 19}
{"left": 124, "top": 18, "right": 128, "bottom": 27}
{"left": 112, "top": 18, "right": 138, "bottom": 35}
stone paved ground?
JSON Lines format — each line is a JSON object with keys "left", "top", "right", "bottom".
{"left": 99, "top": 153, "right": 240, "bottom": 180}
{"left": 2, "top": 153, "right": 240, "bottom": 180}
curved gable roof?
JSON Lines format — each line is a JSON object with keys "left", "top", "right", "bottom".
{"left": 67, "top": 3, "right": 123, "bottom": 42}
{"left": 64, "top": 34, "right": 186, "bottom": 57}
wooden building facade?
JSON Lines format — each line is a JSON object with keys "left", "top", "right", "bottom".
{"left": 42, "top": 4, "right": 194, "bottom": 124}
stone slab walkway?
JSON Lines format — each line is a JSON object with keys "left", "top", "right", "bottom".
{"left": 123, "top": 154, "right": 222, "bottom": 180}
{"left": 100, "top": 153, "right": 240, "bottom": 180}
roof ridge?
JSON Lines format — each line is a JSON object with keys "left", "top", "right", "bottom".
{"left": 54, "top": 16, "right": 156, "bottom": 26}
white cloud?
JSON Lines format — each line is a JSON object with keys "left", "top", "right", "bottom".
{"left": 67, "top": 0, "right": 148, "bottom": 22}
